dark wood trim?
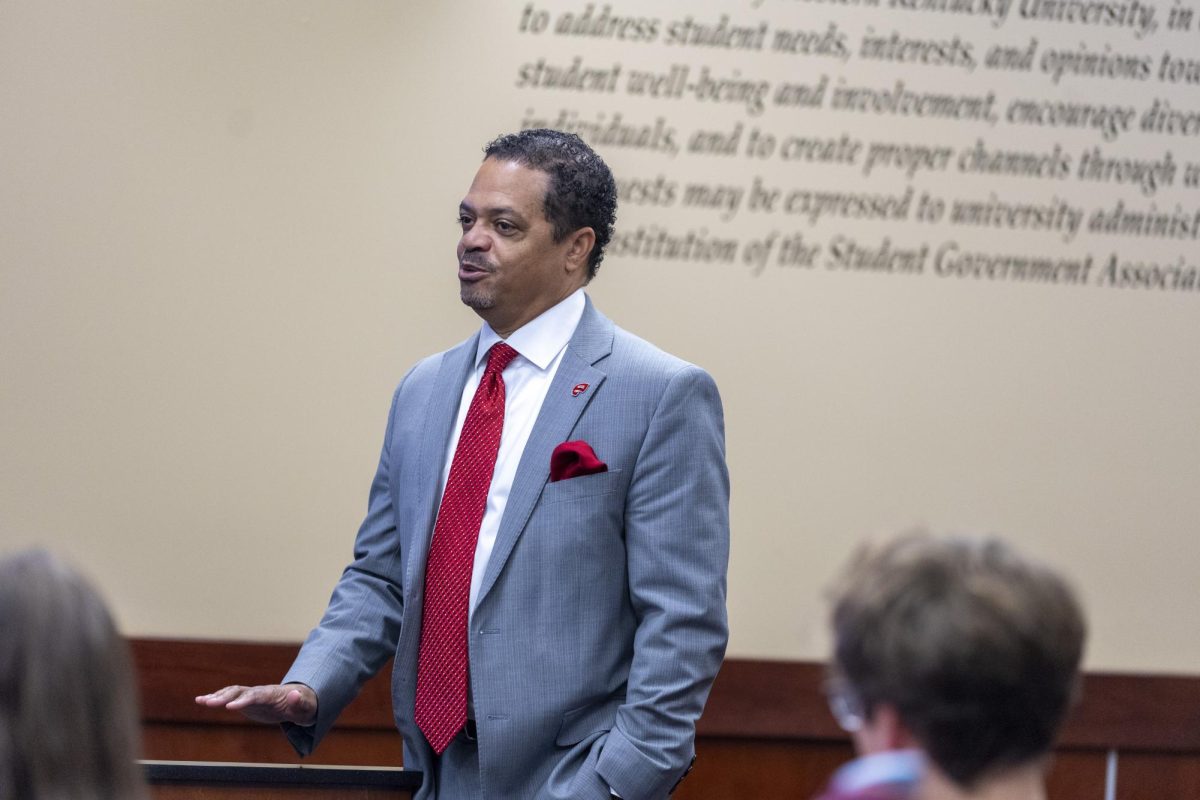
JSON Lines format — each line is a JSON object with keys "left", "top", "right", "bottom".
{"left": 700, "top": 657, "right": 1200, "bottom": 753}
{"left": 1058, "top": 672, "right": 1200, "bottom": 752}
{"left": 133, "top": 639, "right": 395, "bottom": 730}
{"left": 699, "top": 659, "right": 840, "bottom": 740}
{"left": 132, "top": 638, "right": 1200, "bottom": 753}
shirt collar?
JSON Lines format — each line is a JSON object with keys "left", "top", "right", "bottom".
{"left": 474, "top": 288, "right": 586, "bottom": 371}
{"left": 830, "top": 749, "right": 923, "bottom": 793}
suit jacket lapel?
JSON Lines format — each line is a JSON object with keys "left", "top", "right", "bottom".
{"left": 475, "top": 296, "right": 614, "bottom": 606}
{"left": 403, "top": 332, "right": 479, "bottom": 606}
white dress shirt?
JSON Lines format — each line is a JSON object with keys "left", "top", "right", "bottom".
{"left": 436, "top": 288, "right": 586, "bottom": 621}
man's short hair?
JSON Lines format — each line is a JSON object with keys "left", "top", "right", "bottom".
{"left": 828, "top": 533, "right": 1086, "bottom": 788}
{"left": 484, "top": 129, "right": 617, "bottom": 280}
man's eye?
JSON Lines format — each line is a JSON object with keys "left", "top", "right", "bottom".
{"left": 457, "top": 215, "right": 472, "bottom": 227}
{"left": 495, "top": 221, "right": 515, "bottom": 233}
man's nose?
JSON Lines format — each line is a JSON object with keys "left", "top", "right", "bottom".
{"left": 460, "top": 225, "right": 491, "bottom": 252}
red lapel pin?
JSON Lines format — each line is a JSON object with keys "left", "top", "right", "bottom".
{"left": 572, "top": 383, "right": 589, "bottom": 397}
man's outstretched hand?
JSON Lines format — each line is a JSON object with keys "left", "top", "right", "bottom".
{"left": 194, "top": 683, "right": 318, "bottom": 726}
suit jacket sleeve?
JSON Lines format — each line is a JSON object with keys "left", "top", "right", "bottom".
{"left": 280, "top": 382, "right": 408, "bottom": 755}
{"left": 595, "top": 364, "right": 730, "bottom": 799}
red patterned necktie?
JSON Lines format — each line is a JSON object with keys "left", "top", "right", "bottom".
{"left": 415, "top": 341, "right": 519, "bottom": 754}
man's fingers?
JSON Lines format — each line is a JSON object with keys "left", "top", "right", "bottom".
{"left": 194, "top": 685, "right": 252, "bottom": 707}
{"left": 194, "top": 684, "right": 316, "bottom": 726}
{"left": 224, "top": 684, "right": 286, "bottom": 711}
{"left": 195, "top": 684, "right": 281, "bottom": 712}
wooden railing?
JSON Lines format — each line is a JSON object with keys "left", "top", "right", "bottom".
{"left": 132, "top": 638, "right": 1200, "bottom": 800}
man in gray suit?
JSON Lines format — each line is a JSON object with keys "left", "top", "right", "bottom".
{"left": 197, "top": 129, "right": 729, "bottom": 800}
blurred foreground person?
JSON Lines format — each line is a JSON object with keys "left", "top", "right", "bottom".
{"left": 0, "top": 549, "right": 148, "bottom": 800}
{"left": 817, "top": 534, "right": 1086, "bottom": 800}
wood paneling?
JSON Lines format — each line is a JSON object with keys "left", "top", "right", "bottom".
{"left": 131, "top": 639, "right": 1200, "bottom": 800}
{"left": 1044, "top": 750, "right": 1108, "bottom": 800}
{"left": 675, "top": 738, "right": 851, "bottom": 800}
{"left": 134, "top": 639, "right": 401, "bottom": 767}
{"left": 699, "top": 660, "right": 842, "bottom": 741}
{"left": 697, "top": 656, "right": 1200, "bottom": 752}
{"left": 1063, "top": 674, "right": 1200, "bottom": 752}
{"left": 1115, "top": 752, "right": 1200, "bottom": 800}
{"left": 135, "top": 640, "right": 395, "bottom": 730}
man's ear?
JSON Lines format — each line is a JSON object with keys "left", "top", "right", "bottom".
{"left": 563, "top": 227, "right": 596, "bottom": 278}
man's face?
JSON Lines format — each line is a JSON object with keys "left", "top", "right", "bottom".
{"left": 457, "top": 158, "right": 587, "bottom": 337}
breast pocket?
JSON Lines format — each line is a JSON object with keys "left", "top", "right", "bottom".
{"left": 540, "top": 468, "right": 625, "bottom": 505}
{"left": 528, "top": 469, "right": 627, "bottom": 570}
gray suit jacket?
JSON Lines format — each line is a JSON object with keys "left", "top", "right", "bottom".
{"left": 282, "top": 297, "right": 730, "bottom": 800}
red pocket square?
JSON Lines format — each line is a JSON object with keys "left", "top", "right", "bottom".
{"left": 549, "top": 440, "right": 608, "bottom": 482}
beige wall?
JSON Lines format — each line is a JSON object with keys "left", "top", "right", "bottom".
{"left": 2, "top": 1, "right": 1197, "bottom": 673}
